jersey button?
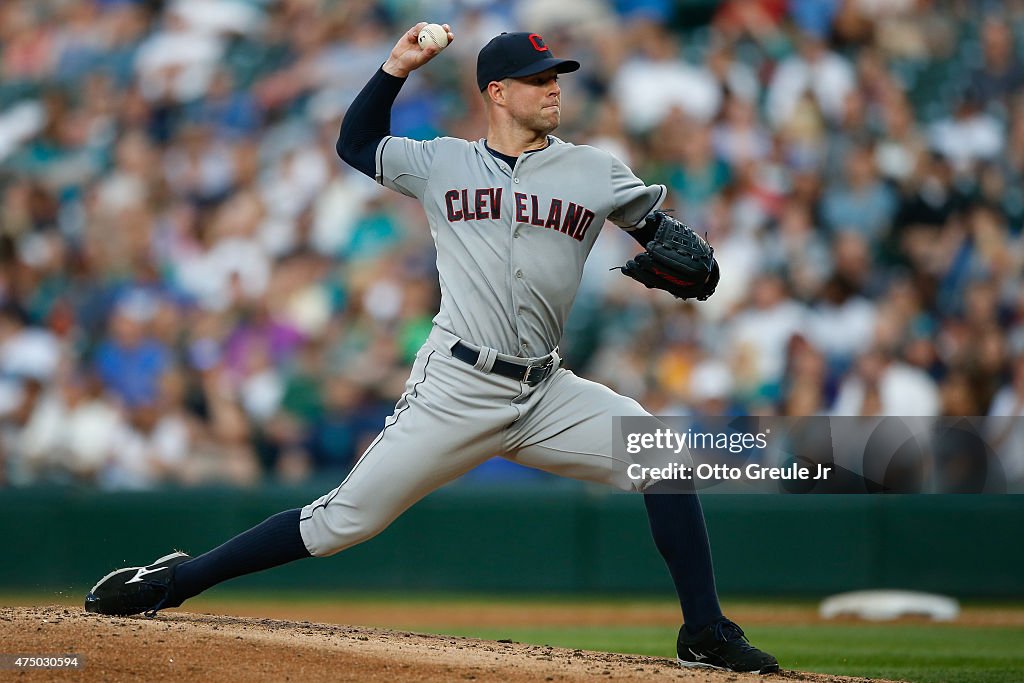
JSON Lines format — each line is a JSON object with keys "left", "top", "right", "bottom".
{"left": 515, "top": 270, "right": 523, "bottom": 278}
{"left": 513, "top": 178, "right": 520, "bottom": 184}
{"left": 513, "top": 230, "right": 520, "bottom": 238}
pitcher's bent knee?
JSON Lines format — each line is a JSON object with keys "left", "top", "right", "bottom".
{"left": 299, "top": 495, "right": 396, "bottom": 557}
{"left": 609, "top": 468, "right": 647, "bottom": 493}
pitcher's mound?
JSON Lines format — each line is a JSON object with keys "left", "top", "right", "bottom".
{"left": 1, "top": 606, "right": 890, "bottom": 682}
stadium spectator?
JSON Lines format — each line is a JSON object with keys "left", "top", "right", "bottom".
{"left": 966, "top": 16, "right": 1024, "bottom": 111}
{"left": 612, "top": 22, "right": 721, "bottom": 132}
{"left": 832, "top": 348, "right": 940, "bottom": 416}
{"left": 820, "top": 143, "right": 898, "bottom": 247}
{"left": 765, "top": 30, "right": 855, "bottom": 129}
{"left": 93, "top": 298, "right": 171, "bottom": 408}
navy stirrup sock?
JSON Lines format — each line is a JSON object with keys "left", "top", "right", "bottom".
{"left": 643, "top": 487, "right": 724, "bottom": 633}
{"left": 172, "top": 508, "right": 312, "bottom": 602}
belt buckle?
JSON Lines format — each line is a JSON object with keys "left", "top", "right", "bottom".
{"left": 523, "top": 359, "right": 553, "bottom": 386}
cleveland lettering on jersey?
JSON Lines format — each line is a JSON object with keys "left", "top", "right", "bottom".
{"left": 445, "top": 187, "right": 503, "bottom": 222}
{"left": 513, "top": 192, "right": 595, "bottom": 241}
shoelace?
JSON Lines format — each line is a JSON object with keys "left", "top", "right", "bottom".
{"left": 711, "top": 619, "right": 761, "bottom": 654}
{"left": 141, "top": 579, "right": 172, "bottom": 618}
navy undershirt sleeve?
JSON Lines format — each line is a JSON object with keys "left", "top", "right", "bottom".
{"left": 628, "top": 216, "right": 658, "bottom": 246}
{"left": 337, "top": 66, "right": 407, "bottom": 178}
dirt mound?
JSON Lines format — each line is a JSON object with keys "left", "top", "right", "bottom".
{"left": 0, "top": 606, "right": 893, "bottom": 682}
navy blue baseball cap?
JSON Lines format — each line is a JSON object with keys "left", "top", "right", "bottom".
{"left": 476, "top": 32, "right": 580, "bottom": 91}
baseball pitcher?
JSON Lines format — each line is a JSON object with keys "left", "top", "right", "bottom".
{"left": 84, "top": 24, "right": 777, "bottom": 674}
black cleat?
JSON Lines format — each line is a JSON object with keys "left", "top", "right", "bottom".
{"left": 84, "top": 551, "right": 190, "bottom": 617}
{"left": 677, "top": 617, "right": 780, "bottom": 674}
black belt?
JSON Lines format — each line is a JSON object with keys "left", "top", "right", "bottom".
{"left": 451, "top": 341, "right": 555, "bottom": 386}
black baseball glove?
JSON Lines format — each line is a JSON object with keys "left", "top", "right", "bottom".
{"left": 620, "top": 211, "right": 720, "bottom": 301}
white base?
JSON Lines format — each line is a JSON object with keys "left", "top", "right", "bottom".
{"left": 820, "top": 589, "right": 960, "bottom": 621}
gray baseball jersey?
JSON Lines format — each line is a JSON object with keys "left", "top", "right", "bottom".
{"left": 299, "top": 135, "right": 667, "bottom": 557}
{"left": 376, "top": 135, "right": 666, "bottom": 356}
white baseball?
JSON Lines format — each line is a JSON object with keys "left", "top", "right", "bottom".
{"left": 417, "top": 23, "right": 449, "bottom": 51}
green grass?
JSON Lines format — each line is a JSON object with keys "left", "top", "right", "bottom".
{"left": 414, "top": 624, "right": 1024, "bottom": 683}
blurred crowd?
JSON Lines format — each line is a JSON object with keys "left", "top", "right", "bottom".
{"left": 1, "top": 0, "right": 1023, "bottom": 490}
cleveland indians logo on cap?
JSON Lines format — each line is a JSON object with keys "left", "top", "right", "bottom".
{"left": 528, "top": 33, "right": 549, "bottom": 52}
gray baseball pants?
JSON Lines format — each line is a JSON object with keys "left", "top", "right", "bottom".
{"left": 299, "top": 325, "right": 653, "bottom": 557}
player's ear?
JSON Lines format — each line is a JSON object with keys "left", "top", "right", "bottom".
{"left": 486, "top": 80, "right": 506, "bottom": 106}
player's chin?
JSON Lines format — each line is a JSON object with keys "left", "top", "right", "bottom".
{"left": 539, "top": 108, "right": 560, "bottom": 130}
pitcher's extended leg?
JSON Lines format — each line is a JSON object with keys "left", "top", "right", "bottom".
{"left": 85, "top": 347, "right": 512, "bottom": 615}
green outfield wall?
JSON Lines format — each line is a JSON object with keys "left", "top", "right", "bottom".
{"left": 1, "top": 486, "right": 1021, "bottom": 597}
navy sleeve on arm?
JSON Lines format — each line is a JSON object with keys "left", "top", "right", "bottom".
{"left": 627, "top": 216, "right": 658, "bottom": 247}
{"left": 336, "top": 67, "right": 407, "bottom": 178}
